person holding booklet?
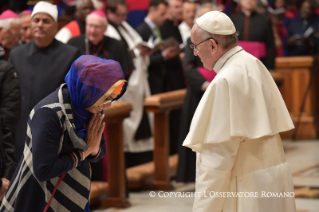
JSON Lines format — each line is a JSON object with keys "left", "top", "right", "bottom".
{"left": 283, "top": 0, "right": 319, "bottom": 56}
{"left": 104, "top": 0, "right": 155, "bottom": 168}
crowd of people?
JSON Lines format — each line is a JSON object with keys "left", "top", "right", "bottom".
{"left": 0, "top": 0, "right": 316, "bottom": 211}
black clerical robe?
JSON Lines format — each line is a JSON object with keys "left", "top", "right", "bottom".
{"left": 230, "top": 11, "right": 276, "bottom": 70}
{"left": 135, "top": 21, "right": 166, "bottom": 95}
{"left": 160, "top": 19, "right": 185, "bottom": 91}
{"left": 160, "top": 19, "right": 186, "bottom": 155}
{"left": 177, "top": 38, "right": 206, "bottom": 182}
{"left": 67, "top": 35, "right": 134, "bottom": 77}
{"left": 9, "top": 39, "right": 81, "bottom": 160}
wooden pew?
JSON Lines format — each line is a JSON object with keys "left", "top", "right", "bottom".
{"left": 125, "top": 90, "right": 186, "bottom": 190}
{"left": 275, "top": 56, "right": 319, "bottom": 139}
{"left": 91, "top": 101, "right": 132, "bottom": 208}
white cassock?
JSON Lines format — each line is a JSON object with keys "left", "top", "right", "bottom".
{"left": 105, "top": 22, "right": 154, "bottom": 153}
{"left": 178, "top": 21, "right": 191, "bottom": 46}
{"left": 183, "top": 46, "right": 296, "bottom": 212}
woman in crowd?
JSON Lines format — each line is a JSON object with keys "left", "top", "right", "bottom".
{"left": 0, "top": 55, "right": 127, "bottom": 212}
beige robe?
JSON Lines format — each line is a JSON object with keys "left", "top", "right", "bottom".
{"left": 183, "top": 46, "right": 296, "bottom": 212}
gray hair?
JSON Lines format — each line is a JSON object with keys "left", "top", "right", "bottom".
{"left": 86, "top": 13, "right": 108, "bottom": 26}
{"left": 0, "top": 18, "right": 21, "bottom": 30}
{"left": 195, "top": 23, "right": 238, "bottom": 49}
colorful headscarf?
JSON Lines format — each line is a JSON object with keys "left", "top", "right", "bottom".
{"left": 65, "top": 55, "right": 127, "bottom": 139}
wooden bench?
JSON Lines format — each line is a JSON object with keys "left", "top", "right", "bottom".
{"left": 90, "top": 101, "right": 132, "bottom": 208}
{"left": 275, "top": 56, "right": 319, "bottom": 139}
{"left": 124, "top": 89, "right": 186, "bottom": 190}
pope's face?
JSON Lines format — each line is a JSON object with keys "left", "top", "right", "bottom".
{"left": 31, "top": 13, "right": 57, "bottom": 41}
{"left": 190, "top": 25, "right": 218, "bottom": 70}
{"left": 86, "top": 15, "right": 107, "bottom": 45}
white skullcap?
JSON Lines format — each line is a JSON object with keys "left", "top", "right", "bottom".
{"left": 31, "top": 1, "right": 58, "bottom": 22}
{"left": 196, "top": 11, "right": 236, "bottom": 35}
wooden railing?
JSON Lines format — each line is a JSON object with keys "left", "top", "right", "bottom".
{"left": 97, "top": 101, "right": 132, "bottom": 208}
{"left": 144, "top": 89, "right": 186, "bottom": 190}
{"left": 275, "top": 56, "right": 319, "bottom": 139}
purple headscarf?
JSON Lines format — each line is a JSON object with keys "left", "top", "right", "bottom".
{"left": 65, "top": 55, "right": 127, "bottom": 139}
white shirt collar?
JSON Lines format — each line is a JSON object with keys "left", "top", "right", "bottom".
{"left": 144, "top": 17, "right": 157, "bottom": 31}
{"left": 213, "top": 45, "right": 243, "bottom": 73}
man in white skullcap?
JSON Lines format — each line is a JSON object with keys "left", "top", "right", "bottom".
{"left": 183, "top": 11, "right": 296, "bottom": 212}
{"left": 9, "top": 1, "right": 81, "bottom": 161}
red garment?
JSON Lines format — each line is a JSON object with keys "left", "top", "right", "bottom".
{"left": 275, "top": 20, "right": 287, "bottom": 56}
{"left": 197, "top": 67, "right": 217, "bottom": 82}
{"left": 64, "top": 20, "right": 81, "bottom": 37}
{"left": 285, "top": 9, "right": 298, "bottom": 19}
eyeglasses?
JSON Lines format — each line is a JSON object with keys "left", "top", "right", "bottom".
{"left": 103, "top": 99, "right": 117, "bottom": 107}
{"left": 190, "top": 37, "right": 218, "bottom": 52}
{"left": 87, "top": 24, "right": 104, "bottom": 30}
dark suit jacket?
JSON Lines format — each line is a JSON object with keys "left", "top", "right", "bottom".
{"left": 231, "top": 12, "right": 276, "bottom": 70}
{"left": 135, "top": 21, "right": 166, "bottom": 94}
{"left": 9, "top": 39, "right": 81, "bottom": 160}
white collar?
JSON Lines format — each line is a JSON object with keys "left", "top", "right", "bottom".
{"left": 213, "top": 45, "right": 243, "bottom": 73}
{"left": 144, "top": 17, "right": 157, "bottom": 31}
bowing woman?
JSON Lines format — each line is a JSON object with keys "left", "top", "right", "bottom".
{"left": 0, "top": 55, "right": 127, "bottom": 212}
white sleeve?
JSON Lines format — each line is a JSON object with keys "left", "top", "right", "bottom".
{"left": 193, "top": 138, "right": 241, "bottom": 212}
{"left": 55, "top": 28, "right": 72, "bottom": 44}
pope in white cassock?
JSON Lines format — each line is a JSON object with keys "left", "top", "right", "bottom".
{"left": 183, "top": 11, "right": 296, "bottom": 212}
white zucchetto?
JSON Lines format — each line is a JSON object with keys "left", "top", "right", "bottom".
{"left": 31, "top": 1, "right": 58, "bottom": 22}
{"left": 196, "top": 11, "right": 236, "bottom": 35}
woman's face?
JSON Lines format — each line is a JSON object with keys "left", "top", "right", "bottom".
{"left": 87, "top": 93, "right": 118, "bottom": 114}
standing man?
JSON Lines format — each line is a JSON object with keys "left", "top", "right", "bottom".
{"left": 19, "top": 10, "right": 33, "bottom": 44}
{"left": 136, "top": 0, "right": 185, "bottom": 154}
{"left": 183, "top": 11, "right": 296, "bottom": 211}
{"left": 160, "top": 0, "right": 186, "bottom": 154}
{"left": 136, "top": 0, "right": 179, "bottom": 95}
{"left": 230, "top": 0, "right": 276, "bottom": 71}
{"left": 10, "top": 1, "right": 81, "bottom": 160}
{"left": 67, "top": 11, "right": 134, "bottom": 76}
{"left": 179, "top": 1, "right": 197, "bottom": 45}
{"left": 55, "top": 0, "right": 94, "bottom": 43}
{"left": 105, "top": 0, "right": 154, "bottom": 167}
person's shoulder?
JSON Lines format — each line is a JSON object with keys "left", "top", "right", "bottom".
{"left": 10, "top": 42, "right": 29, "bottom": 56}
{"left": 253, "top": 12, "right": 271, "bottom": 22}
{"left": 34, "top": 87, "right": 61, "bottom": 111}
{"left": 0, "top": 60, "right": 14, "bottom": 73}
{"left": 104, "top": 35, "right": 125, "bottom": 48}
{"left": 55, "top": 39, "right": 80, "bottom": 53}
{"left": 67, "top": 34, "right": 85, "bottom": 44}
{"left": 135, "top": 21, "right": 148, "bottom": 32}
{"left": 104, "top": 35, "right": 122, "bottom": 43}
{"left": 230, "top": 12, "right": 243, "bottom": 19}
